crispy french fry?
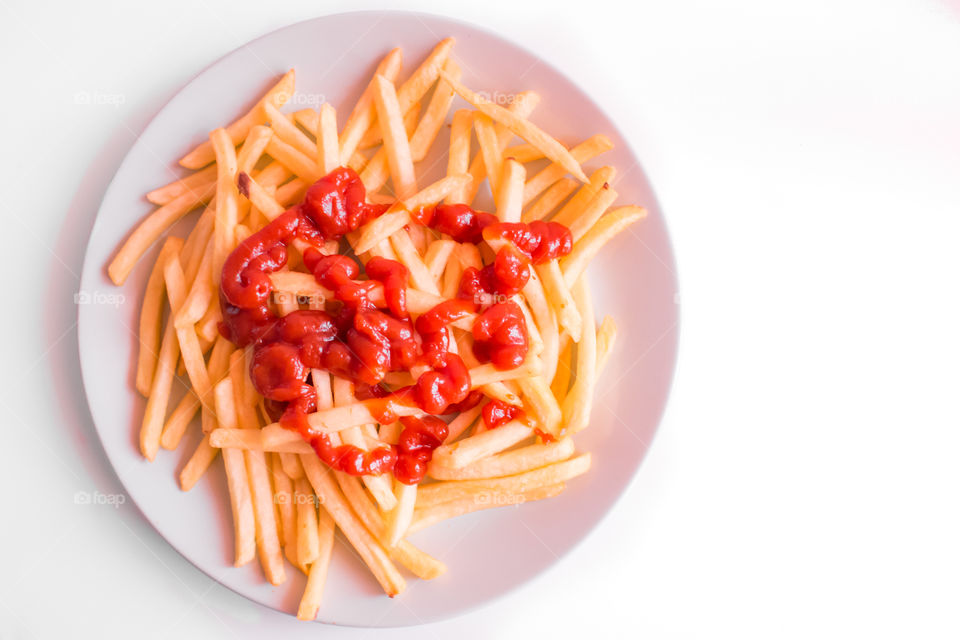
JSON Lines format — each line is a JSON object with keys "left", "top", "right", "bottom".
{"left": 522, "top": 177, "right": 578, "bottom": 223}
{"left": 561, "top": 206, "right": 647, "bottom": 287}
{"left": 474, "top": 113, "right": 503, "bottom": 198}
{"left": 136, "top": 237, "right": 183, "bottom": 396}
{"left": 523, "top": 135, "right": 613, "bottom": 204}
{"left": 316, "top": 103, "right": 339, "bottom": 174}
{"left": 495, "top": 158, "right": 525, "bottom": 223}
{"left": 416, "top": 454, "right": 591, "bottom": 509}
{"left": 297, "top": 506, "right": 335, "bottom": 620}
{"left": 339, "top": 48, "right": 404, "bottom": 164}
{"left": 213, "top": 378, "right": 257, "bottom": 566}
{"left": 432, "top": 420, "right": 533, "bottom": 469}
{"left": 445, "top": 109, "right": 473, "bottom": 204}
{"left": 358, "top": 38, "right": 454, "bottom": 150}
{"left": 443, "top": 72, "right": 587, "bottom": 182}
{"left": 180, "top": 69, "right": 295, "bottom": 169}
{"left": 178, "top": 435, "right": 220, "bottom": 491}
{"left": 384, "top": 481, "right": 416, "bottom": 548}
{"left": 108, "top": 182, "right": 215, "bottom": 285}
{"left": 408, "top": 483, "right": 566, "bottom": 534}
{"left": 562, "top": 278, "right": 597, "bottom": 434}
{"left": 147, "top": 165, "right": 218, "bottom": 205}
{"left": 429, "top": 437, "right": 575, "bottom": 481}
{"left": 294, "top": 476, "right": 320, "bottom": 566}
{"left": 264, "top": 101, "right": 316, "bottom": 159}
{"left": 266, "top": 135, "right": 320, "bottom": 183}
{"left": 372, "top": 75, "right": 417, "bottom": 199}
{"left": 537, "top": 258, "right": 582, "bottom": 342}
{"left": 409, "top": 58, "right": 460, "bottom": 161}
{"left": 300, "top": 455, "right": 406, "bottom": 596}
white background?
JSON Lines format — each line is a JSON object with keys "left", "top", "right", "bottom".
{"left": 2, "top": 0, "right": 959, "bottom": 638}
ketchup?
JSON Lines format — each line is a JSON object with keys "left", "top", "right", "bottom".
{"left": 482, "top": 398, "right": 526, "bottom": 429}
{"left": 218, "top": 167, "right": 575, "bottom": 483}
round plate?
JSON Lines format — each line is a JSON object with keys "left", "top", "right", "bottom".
{"left": 78, "top": 10, "right": 678, "bottom": 627}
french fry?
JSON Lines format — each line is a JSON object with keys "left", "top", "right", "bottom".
{"left": 147, "top": 165, "right": 218, "bottom": 205}
{"left": 408, "top": 483, "right": 565, "bottom": 535}
{"left": 178, "top": 435, "right": 220, "bottom": 491}
{"left": 409, "top": 58, "right": 460, "bottom": 161}
{"left": 551, "top": 166, "right": 617, "bottom": 226}
{"left": 522, "top": 177, "right": 578, "bottom": 223}
{"left": 297, "top": 506, "right": 335, "bottom": 620}
{"left": 561, "top": 206, "right": 647, "bottom": 287}
{"left": 372, "top": 74, "right": 417, "bottom": 199}
{"left": 335, "top": 474, "right": 446, "bottom": 580}
{"left": 107, "top": 181, "right": 215, "bottom": 285}
{"left": 445, "top": 109, "right": 473, "bottom": 203}
{"left": 384, "top": 481, "right": 416, "bottom": 548}
{"left": 264, "top": 101, "right": 316, "bottom": 159}
{"left": 135, "top": 237, "right": 183, "bottom": 396}
{"left": 523, "top": 135, "right": 613, "bottom": 204}
{"left": 237, "top": 172, "right": 285, "bottom": 220}
{"left": 236, "top": 125, "right": 274, "bottom": 174}
{"left": 432, "top": 420, "right": 533, "bottom": 469}
{"left": 462, "top": 92, "right": 540, "bottom": 205}
{"left": 537, "top": 259, "right": 582, "bottom": 342}
{"left": 294, "top": 476, "right": 320, "bottom": 566}
{"left": 474, "top": 113, "right": 503, "bottom": 198}
{"left": 214, "top": 378, "right": 257, "bottom": 566}
{"left": 562, "top": 278, "right": 597, "bottom": 434}
{"left": 442, "top": 72, "right": 588, "bottom": 182}
{"left": 139, "top": 243, "right": 187, "bottom": 461}
{"left": 430, "top": 438, "right": 575, "bottom": 481}
{"left": 300, "top": 455, "right": 406, "bottom": 596}
{"left": 266, "top": 135, "right": 320, "bottom": 183}
{"left": 495, "top": 158, "right": 525, "bottom": 223}
{"left": 316, "top": 103, "right": 339, "bottom": 174}
{"left": 416, "top": 454, "right": 591, "bottom": 509}
{"left": 179, "top": 69, "right": 295, "bottom": 169}
{"left": 424, "top": 238, "right": 457, "bottom": 284}
{"left": 358, "top": 38, "right": 454, "bottom": 150}
{"left": 565, "top": 184, "right": 620, "bottom": 242}
{"left": 339, "top": 47, "right": 404, "bottom": 164}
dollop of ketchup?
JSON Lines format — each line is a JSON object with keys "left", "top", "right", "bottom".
{"left": 482, "top": 398, "right": 526, "bottom": 429}
{"left": 218, "top": 168, "right": 574, "bottom": 483}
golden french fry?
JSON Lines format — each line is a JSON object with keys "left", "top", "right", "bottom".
{"left": 372, "top": 74, "right": 417, "bottom": 199}
{"left": 147, "top": 165, "right": 217, "bottom": 205}
{"left": 561, "top": 206, "right": 647, "bottom": 287}
{"left": 523, "top": 135, "right": 613, "bottom": 204}
{"left": 432, "top": 420, "right": 533, "bottom": 469}
{"left": 429, "top": 438, "right": 575, "bottom": 481}
{"left": 561, "top": 277, "right": 597, "bottom": 435}
{"left": 522, "top": 177, "right": 578, "bottom": 223}
{"left": 135, "top": 237, "right": 183, "bottom": 396}
{"left": 416, "top": 454, "right": 591, "bottom": 509}
{"left": 408, "top": 483, "right": 566, "bottom": 534}
{"left": 316, "top": 103, "right": 339, "bottom": 174}
{"left": 297, "top": 506, "right": 335, "bottom": 620}
{"left": 108, "top": 181, "right": 215, "bottom": 285}
{"left": 442, "top": 72, "right": 587, "bottom": 182}
{"left": 474, "top": 112, "right": 503, "bottom": 198}
{"left": 339, "top": 48, "right": 404, "bottom": 163}
{"left": 178, "top": 435, "right": 220, "bottom": 491}
{"left": 495, "top": 158, "right": 525, "bottom": 223}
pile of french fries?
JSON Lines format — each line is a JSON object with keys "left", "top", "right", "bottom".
{"left": 106, "top": 37, "right": 646, "bottom": 619}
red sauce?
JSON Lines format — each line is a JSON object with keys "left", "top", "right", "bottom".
{"left": 218, "top": 168, "right": 574, "bottom": 482}
{"left": 472, "top": 301, "right": 529, "bottom": 370}
{"left": 395, "top": 415, "right": 448, "bottom": 484}
{"left": 482, "top": 398, "right": 526, "bottom": 429}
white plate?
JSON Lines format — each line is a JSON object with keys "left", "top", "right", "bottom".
{"left": 78, "top": 10, "right": 679, "bottom": 627}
